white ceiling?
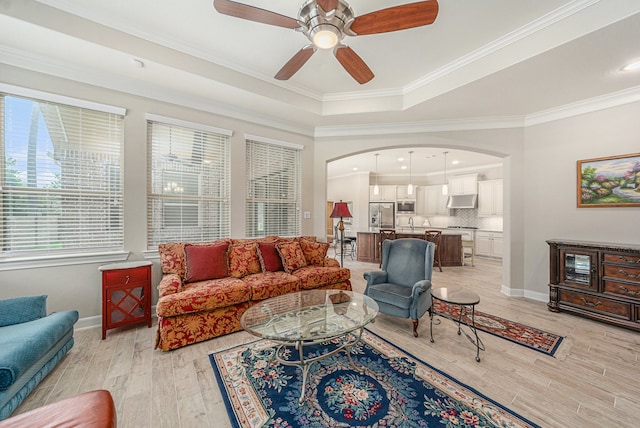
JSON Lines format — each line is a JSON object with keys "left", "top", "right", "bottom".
{"left": 1, "top": 0, "right": 640, "bottom": 175}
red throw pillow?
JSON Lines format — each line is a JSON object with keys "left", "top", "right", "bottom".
{"left": 257, "top": 242, "right": 284, "bottom": 272}
{"left": 300, "top": 238, "right": 330, "bottom": 266}
{"left": 184, "top": 242, "right": 229, "bottom": 283}
{"left": 276, "top": 241, "right": 308, "bottom": 273}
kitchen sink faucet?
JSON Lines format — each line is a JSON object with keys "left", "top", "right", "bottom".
{"left": 409, "top": 216, "right": 414, "bottom": 232}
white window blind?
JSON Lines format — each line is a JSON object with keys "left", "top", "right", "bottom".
{"left": 246, "top": 138, "right": 301, "bottom": 237}
{"left": 147, "top": 119, "right": 230, "bottom": 247}
{"left": 0, "top": 93, "right": 124, "bottom": 256}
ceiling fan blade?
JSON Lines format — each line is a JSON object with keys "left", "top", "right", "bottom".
{"left": 317, "top": 0, "right": 339, "bottom": 13}
{"left": 275, "top": 46, "right": 316, "bottom": 80}
{"left": 213, "top": 0, "right": 301, "bottom": 29}
{"left": 334, "top": 46, "right": 374, "bottom": 84}
{"left": 349, "top": 0, "right": 439, "bottom": 35}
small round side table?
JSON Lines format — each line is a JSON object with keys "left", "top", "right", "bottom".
{"left": 430, "top": 287, "right": 485, "bottom": 362}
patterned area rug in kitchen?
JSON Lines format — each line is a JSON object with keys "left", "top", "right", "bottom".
{"left": 432, "top": 300, "right": 564, "bottom": 357}
{"left": 210, "top": 330, "right": 541, "bottom": 428}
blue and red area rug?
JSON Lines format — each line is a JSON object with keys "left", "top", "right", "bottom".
{"left": 210, "top": 330, "right": 541, "bottom": 428}
{"left": 432, "top": 300, "right": 564, "bottom": 357}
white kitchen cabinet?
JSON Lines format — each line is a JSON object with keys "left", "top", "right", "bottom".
{"left": 448, "top": 174, "right": 478, "bottom": 195}
{"left": 423, "top": 185, "right": 449, "bottom": 216}
{"left": 478, "top": 179, "right": 503, "bottom": 217}
{"left": 396, "top": 184, "right": 416, "bottom": 200}
{"left": 415, "top": 187, "right": 425, "bottom": 215}
{"left": 476, "top": 231, "right": 503, "bottom": 258}
{"left": 370, "top": 185, "right": 396, "bottom": 201}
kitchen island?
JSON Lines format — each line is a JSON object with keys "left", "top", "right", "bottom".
{"left": 356, "top": 231, "right": 462, "bottom": 266}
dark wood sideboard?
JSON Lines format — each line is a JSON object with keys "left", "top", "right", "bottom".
{"left": 547, "top": 239, "right": 640, "bottom": 332}
{"left": 357, "top": 232, "right": 462, "bottom": 266}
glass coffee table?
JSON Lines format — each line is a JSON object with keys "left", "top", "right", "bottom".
{"left": 429, "top": 287, "right": 485, "bottom": 362}
{"left": 241, "top": 289, "right": 378, "bottom": 404}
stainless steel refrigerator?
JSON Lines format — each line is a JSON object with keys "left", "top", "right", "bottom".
{"left": 369, "top": 202, "right": 395, "bottom": 228}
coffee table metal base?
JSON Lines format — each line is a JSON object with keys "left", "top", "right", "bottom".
{"left": 272, "top": 327, "right": 365, "bottom": 404}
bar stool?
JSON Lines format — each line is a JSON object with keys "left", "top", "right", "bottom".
{"left": 378, "top": 229, "right": 396, "bottom": 267}
{"left": 424, "top": 230, "right": 443, "bottom": 272}
{"left": 461, "top": 239, "right": 475, "bottom": 266}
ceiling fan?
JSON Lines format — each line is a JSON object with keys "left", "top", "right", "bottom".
{"left": 213, "top": 0, "right": 439, "bottom": 84}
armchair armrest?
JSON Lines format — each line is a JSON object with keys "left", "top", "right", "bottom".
{"left": 411, "top": 279, "right": 432, "bottom": 300}
{"left": 157, "top": 274, "right": 183, "bottom": 298}
{"left": 363, "top": 270, "right": 388, "bottom": 286}
{"left": 0, "top": 295, "right": 47, "bottom": 327}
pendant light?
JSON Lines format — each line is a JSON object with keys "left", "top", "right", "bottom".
{"left": 407, "top": 151, "right": 414, "bottom": 196}
{"left": 373, "top": 153, "right": 380, "bottom": 195}
{"left": 442, "top": 151, "right": 449, "bottom": 195}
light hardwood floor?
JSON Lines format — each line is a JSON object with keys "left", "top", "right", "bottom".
{"left": 12, "top": 257, "right": 640, "bottom": 427}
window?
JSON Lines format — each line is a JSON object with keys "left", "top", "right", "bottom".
{"left": 147, "top": 115, "right": 231, "bottom": 247}
{"left": 0, "top": 91, "right": 124, "bottom": 258}
{"left": 246, "top": 136, "right": 302, "bottom": 237}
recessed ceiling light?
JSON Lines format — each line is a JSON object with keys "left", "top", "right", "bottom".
{"left": 622, "top": 60, "right": 640, "bottom": 71}
{"left": 397, "top": 157, "right": 404, "bottom": 162}
{"left": 452, "top": 160, "right": 460, "bottom": 165}
{"left": 353, "top": 167, "right": 358, "bottom": 171}
{"left": 401, "top": 165, "right": 407, "bottom": 170}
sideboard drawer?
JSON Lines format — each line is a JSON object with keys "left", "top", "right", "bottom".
{"left": 603, "top": 253, "right": 640, "bottom": 266}
{"left": 558, "top": 289, "right": 631, "bottom": 320}
{"left": 603, "top": 280, "right": 640, "bottom": 300}
{"left": 603, "top": 265, "right": 640, "bottom": 283}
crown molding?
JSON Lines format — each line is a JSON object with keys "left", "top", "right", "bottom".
{"left": 525, "top": 85, "right": 640, "bottom": 126}
{"left": 404, "top": 0, "right": 600, "bottom": 94}
{"left": 314, "top": 116, "right": 525, "bottom": 138}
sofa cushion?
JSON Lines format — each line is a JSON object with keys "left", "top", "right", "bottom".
{"left": 0, "top": 310, "right": 78, "bottom": 390}
{"left": 257, "top": 242, "right": 284, "bottom": 272}
{"left": 156, "top": 277, "right": 251, "bottom": 317}
{"left": 184, "top": 242, "right": 230, "bottom": 283}
{"left": 299, "top": 239, "right": 330, "bottom": 266}
{"left": 228, "top": 243, "right": 261, "bottom": 278}
{"left": 158, "top": 242, "right": 187, "bottom": 277}
{"left": 0, "top": 296, "right": 47, "bottom": 327}
{"left": 276, "top": 241, "right": 308, "bottom": 273}
{"left": 242, "top": 271, "right": 300, "bottom": 301}
{"left": 292, "top": 266, "right": 351, "bottom": 290}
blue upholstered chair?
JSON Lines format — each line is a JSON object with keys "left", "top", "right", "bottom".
{"left": 363, "top": 238, "right": 435, "bottom": 337}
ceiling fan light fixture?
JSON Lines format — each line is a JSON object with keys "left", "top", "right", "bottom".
{"left": 312, "top": 24, "right": 340, "bottom": 49}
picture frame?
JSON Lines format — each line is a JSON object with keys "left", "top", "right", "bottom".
{"left": 577, "top": 153, "right": 640, "bottom": 208}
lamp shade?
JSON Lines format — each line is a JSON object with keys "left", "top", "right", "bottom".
{"left": 330, "top": 201, "right": 352, "bottom": 218}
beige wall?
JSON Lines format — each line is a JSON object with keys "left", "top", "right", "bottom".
{"left": 523, "top": 101, "right": 640, "bottom": 298}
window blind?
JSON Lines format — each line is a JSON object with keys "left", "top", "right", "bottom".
{"left": 245, "top": 138, "right": 302, "bottom": 237}
{"left": 147, "top": 119, "right": 230, "bottom": 247}
{"left": 0, "top": 93, "right": 124, "bottom": 256}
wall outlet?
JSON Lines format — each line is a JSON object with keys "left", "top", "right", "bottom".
{"left": 303, "top": 211, "right": 311, "bottom": 219}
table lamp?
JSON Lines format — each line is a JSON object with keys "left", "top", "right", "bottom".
{"left": 330, "top": 200, "right": 352, "bottom": 267}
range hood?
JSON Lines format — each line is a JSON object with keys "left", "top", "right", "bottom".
{"left": 446, "top": 194, "right": 478, "bottom": 209}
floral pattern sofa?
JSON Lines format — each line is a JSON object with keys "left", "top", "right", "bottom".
{"left": 155, "top": 236, "right": 351, "bottom": 351}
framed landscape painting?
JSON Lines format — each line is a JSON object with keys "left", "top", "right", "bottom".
{"left": 577, "top": 153, "right": 640, "bottom": 208}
